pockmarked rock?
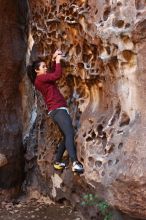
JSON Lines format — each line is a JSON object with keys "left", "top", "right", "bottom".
{"left": 22, "top": 0, "right": 146, "bottom": 219}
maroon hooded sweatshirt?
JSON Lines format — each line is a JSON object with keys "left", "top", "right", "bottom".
{"left": 34, "top": 63, "right": 67, "bottom": 111}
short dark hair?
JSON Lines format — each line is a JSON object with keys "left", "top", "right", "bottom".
{"left": 27, "top": 60, "right": 42, "bottom": 84}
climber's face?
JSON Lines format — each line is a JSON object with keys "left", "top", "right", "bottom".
{"left": 35, "top": 62, "right": 47, "bottom": 75}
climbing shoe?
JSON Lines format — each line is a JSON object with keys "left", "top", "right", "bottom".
{"left": 53, "top": 162, "right": 66, "bottom": 170}
{"left": 72, "top": 161, "right": 84, "bottom": 173}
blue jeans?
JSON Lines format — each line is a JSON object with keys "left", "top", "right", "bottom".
{"left": 50, "top": 109, "right": 78, "bottom": 162}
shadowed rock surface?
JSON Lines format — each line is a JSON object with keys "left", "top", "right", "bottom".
{"left": 0, "top": 0, "right": 28, "bottom": 198}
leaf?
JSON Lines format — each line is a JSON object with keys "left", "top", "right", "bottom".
{"left": 80, "top": 201, "right": 86, "bottom": 206}
{"left": 83, "top": 194, "right": 89, "bottom": 200}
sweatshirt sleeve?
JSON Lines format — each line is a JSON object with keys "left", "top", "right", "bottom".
{"left": 51, "top": 61, "right": 56, "bottom": 72}
{"left": 38, "top": 63, "right": 62, "bottom": 82}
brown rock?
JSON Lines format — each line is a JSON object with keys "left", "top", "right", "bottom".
{"left": 0, "top": 0, "right": 28, "bottom": 195}
{"left": 23, "top": 0, "right": 146, "bottom": 219}
{"left": 0, "top": 154, "right": 8, "bottom": 168}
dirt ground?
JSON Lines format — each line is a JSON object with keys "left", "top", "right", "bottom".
{"left": 0, "top": 199, "right": 82, "bottom": 220}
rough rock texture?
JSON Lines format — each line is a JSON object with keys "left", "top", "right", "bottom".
{"left": 0, "top": 0, "right": 28, "bottom": 197}
{"left": 0, "top": 154, "right": 8, "bottom": 168}
{"left": 24, "top": 0, "right": 146, "bottom": 219}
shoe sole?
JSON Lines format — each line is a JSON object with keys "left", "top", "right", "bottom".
{"left": 72, "top": 168, "right": 84, "bottom": 174}
{"left": 54, "top": 164, "right": 65, "bottom": 170}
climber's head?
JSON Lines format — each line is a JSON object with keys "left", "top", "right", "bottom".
{"left": 27, "top": 60, "right": 47, "bottom": 84}
{"left": 34, "top": 61, "right": 47, "bottom": 75}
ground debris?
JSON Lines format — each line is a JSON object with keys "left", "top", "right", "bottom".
{"left": 0, "top": 199, "right": 82, "bottom": 220}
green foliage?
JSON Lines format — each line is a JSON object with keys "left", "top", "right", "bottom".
{"left": 80, "top": 193, "right": 112, "bottom": 220}
{"left": 97, "top": 200, "right": 112, "bottom": 220}
{"left": 81, "top": 193, "right": 98, "bottom": 206}
{"left": 97, "top": 200, "right": 109, "bottom": 215}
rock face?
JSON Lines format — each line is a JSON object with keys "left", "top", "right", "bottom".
{"left": 0, "top": 0, "right": 28, "bottom": 197}
{"left": 0, "top": 154, "right": 8, "bottom": 168}
{"left": 24, "top": 0, "right": 146, "bottom": 219}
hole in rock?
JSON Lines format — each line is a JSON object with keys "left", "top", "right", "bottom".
{"left": 88, "top": 156, "right": 94, "bottom": 167}
{"left": 51, "top": 5, "right": 56, "bottom": 12}
{"left": 57, "top": 198, "right": 68, "bottom": 205}
{"left": 83, "top": 132, "right": 86, "bottom": 137}
{"left": 106, "top": 46, "right": 111, "bottom": 55}
{"left": 118, "top": 143, "right": 123, "bottom": 149}
{"left": 38, "top": 155, "right": 42, "bottom": 160}
{"left": 62, "top": 31, "right": 67, "bottom": 38}
{"left": 83, "top": 54, "right": 91, "bottom": 63}
{"left": 36, "top": 14, "right": 42, "bottom": 20}
{"left": 135, "top": 0, "right": 146, "bottom": 10}
{"left": 88, "top": 129, "right": 92, "bottom": 134}
{"left": 73, "top": 11, "right": 78, "bottom": 17}
{"left": 105, "top": 143, "right": 115, "bottom": 154}
{"left": 121, "top": 50, "right": 134, "bottom": 62}
{"left": 102, "top": 137, "right": 107, "bottom": 148}
{"left": 76, "top": 44, "right": 82, "bottom": 55}
{"left": 59, "top": 5, "right": 62, "bottom": 10}
{"left": 119, "top": 112, "right": 130, "bottom": 127}
{"left": 108, "top": 160, "right": 113, "bottom": 166}
{"left": 62, "top": 3, "right": 67, "bottom": 7}
{"left": 125, "top": 23, "right": 130, "bottom": 28}
{"left": 61, "top": 182, "right": 65, "bottom": 188}
{"left": 90, "top": 69, "right": 96, "bottom": 74}
{"left": 124, "top": 151, "right": 127, "bottom": 155}
{"left": 101, "top": 171, "right": 105, "bottom": 176}
{"left": 95, "top": 9, "right": 98, "bottom": 14}
{"left": 88, "top": 118, "right": 93, "bottom": 124}
{"left": 79, "top": 99, "right": 85, "bottom": 104}
{"left": 96, "top": 68, "right": 100, "bottom": 74}
{"left": 95, "top": 160, "right": 102, "bottom": 168}
{"left": 117, "top": 1, "right": 122, "bottom": 6}
{"left": 91, "top": 131, "right": 96, "bottom": 139}
{"left": 120, "top": 35, "right": 130, "bottom": 43}
{"left": 86, "top": 136, "right": 93, "bottom": 142}
{"left": 66, "top": 17, "right": 76, "bottom": 22}
{"left": 117, "top": 130, "right": 123, "bottom": 134}
{"left": 114, "top": 20, "right": 124, "bottom": 28}
{"left": 109, "top": 172, "right": 113, "bottom": 177}
{"left": 78, "top": 62, "right": 84, "bottom": 68}
{"left": 48, "top": 12, "right": 54, "bottom": 19}
{"left": 103, "top": 6, "right": 111, "bottom": 21}
{"left": 97, "top": 124, "right": 103, "bottom": 134}
{"left": 91, "top": 60, "right": 95, "bottom": 67}
{"left": 115, "top": 159, "right": 119, "bottom": 164}
{"left": 90, "top": 43, "right": 98, "bottom": 54}
{"left": 62, "top": 8, "right": 66, "bottom": 14}
{"left": 81, "top": 157, "right": 84, "bottom": 162}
